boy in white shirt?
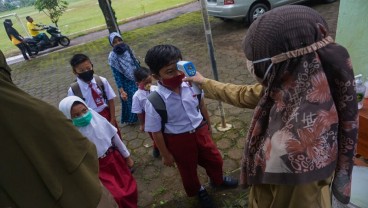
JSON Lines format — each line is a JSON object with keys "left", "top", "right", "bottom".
{"left": 144, "top": 45, "right": 238, "bottom": 208}
{"left": 67, "top": 53, "right": 122, "bottom": 139}
{"left": 131, "top": 67, "right": 160, "bottom": 158}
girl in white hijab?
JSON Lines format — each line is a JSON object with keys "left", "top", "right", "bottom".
{"left": 59, "top": 96, "right": 138, "bottom": 208}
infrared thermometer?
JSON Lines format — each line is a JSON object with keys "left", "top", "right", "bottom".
{"left": 177, "top": 61, "right": 202, "bottom": 95}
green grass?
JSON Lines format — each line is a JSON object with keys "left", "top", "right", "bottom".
{"left": 0, "top": 0, "right": 193, "bottom": 56}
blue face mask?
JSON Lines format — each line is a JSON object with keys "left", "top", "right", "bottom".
{"left": 72, "top": 110, "right": 93, "bottom": 127}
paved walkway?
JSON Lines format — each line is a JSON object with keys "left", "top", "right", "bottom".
{"left": 8, "top": 1, "right": 341, "bottom": 207}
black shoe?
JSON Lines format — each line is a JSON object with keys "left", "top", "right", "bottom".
{"left": 152, "top": 147, "right": 160, "bottom": 158}
{"left": 198, "top": 189, "right": 215, "bottom": 208}
{"left": 211, "top": 176, "right": 238, "bottom": 189}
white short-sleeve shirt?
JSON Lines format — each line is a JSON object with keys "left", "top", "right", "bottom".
{"left": 144, "top": 82, "right": 203, "bottom": 134}
{"left": 67, "top": 76, "right": 116, "bottom": 113}
{"left": 132, "top": 89, "right": 149, "bottom": 114}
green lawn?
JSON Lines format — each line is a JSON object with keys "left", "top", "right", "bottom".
{"left": 0, "top": 0, "right": 193, "bottom": 56}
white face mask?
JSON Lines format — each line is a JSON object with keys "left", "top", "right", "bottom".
{"left": 246, "top": 58, "right": 273, "bottom": 83}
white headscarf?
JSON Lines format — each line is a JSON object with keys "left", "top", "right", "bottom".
{"left": 59, "top": 96, "right": 117, "bottom": 157}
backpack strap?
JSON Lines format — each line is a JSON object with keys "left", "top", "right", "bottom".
{"left": 196, "top": 93, "right": 206, "bottom": 121}
{"left": 147, "top": 91, "right": 167, "bottom": 132}
{"left": 70, "top": 75, "right": 107, "bottom": 101}
{"left": 93, "top": 75, "right": 107, "bottom": 101}
{"left": 70, "top": 82, "right": 84, "bottom": 100}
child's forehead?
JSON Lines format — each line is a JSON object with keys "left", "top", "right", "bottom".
{"left": 76, "top": 60, "right": 92, "bottom": 67}
{"left": 160, "top": 61, "right": 178, "bottom": 71}
{"left": 72, "top": 102, "right": 87, "bottom": 110}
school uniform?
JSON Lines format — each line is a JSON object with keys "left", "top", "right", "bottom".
{"left": 144, "top": 82, "right": 224, "bottom": 197}
{"left": 132, "top": 89, "right": 149, "bottom": 115}
{"left": 132, "top": 88, "right": 158, "bottom": 148}
{"left": 68, "top": 76, "right": 122, "bottom": 138}
{"left": 59, "top": 96, "right": 138, "bottom": 208}
{"left": 68, "top": 76, "right": 116, "bottom": 113}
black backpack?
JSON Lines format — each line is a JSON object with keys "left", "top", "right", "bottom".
{"left": 70, "top": 75, "right": 107, "bottom": 101}
{"left": 147, "top": 91, "right": 202, "bottom": 132}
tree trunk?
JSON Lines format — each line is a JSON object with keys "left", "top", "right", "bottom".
{"left": 98, "top": 0, "right": 120, "bottom": 34}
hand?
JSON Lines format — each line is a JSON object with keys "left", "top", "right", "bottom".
{"left": 182, "top": 71, "right": 206, "bottom": 85}
{"left": 208, "top": 125, "right": 212, "bottom": 134}
{"left": 119, "top": 89, "right": 128, "bottom": 101}
{"left": 332, "top": 194, "right": 349, "bottom": 208}
{"left": 162, "top": 153, "right": 175, "bottom": 167}
{"left": 125, "top": 157, "right": 134, "bottom": 168}
{"left": 110, "top": 118, "right": 117, "bottom": 126}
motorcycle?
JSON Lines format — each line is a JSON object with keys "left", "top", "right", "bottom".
{"left": 24, "top": 24, "right": 70, "bottom": 55}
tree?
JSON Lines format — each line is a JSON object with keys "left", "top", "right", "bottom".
{"left": 34, "top": 0, "right": 68, "bottom": 27}
{"left": 98, "top": 0, "right": 120, "bottom": 34}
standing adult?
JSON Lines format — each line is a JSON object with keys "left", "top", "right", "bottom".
{"left": 0, "top": 49, "right": 117, "bottom": 208}
{"left": 108, "top": 32, "right": 138, "bottom": 125}
{"left": 185, "top": 5, "right": 358, "bottom": 208}
{"left": 3, "top": 19, "right": 34, "bottom": 61}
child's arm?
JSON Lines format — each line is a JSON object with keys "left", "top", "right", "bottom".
{"left": 199, "top": 97, "right": 211, "bottom": 132}
{"left": 137, "top": 113, "right": 145, "bottom": 132}
{"left": 151, "top": 131, "right": 175, "bottom": 167}
{"left": 107, "top": 99, "right": 116, "bottom": 124}
{"left": 132, "top": 94, "right": 145, "bottom": 131}
{"left": 112, "top": 134, "right": 134, "bottom": 168}
{"left": 113, "top": 134, "right": 130, "bottom": 157}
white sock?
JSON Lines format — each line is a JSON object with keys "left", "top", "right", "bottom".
{"left": 199, "top": 186, "right": 205, "bottom": 191}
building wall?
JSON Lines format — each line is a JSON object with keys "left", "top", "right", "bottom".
{"left": 335, "top": 0, "right": 368, "bottom": 78}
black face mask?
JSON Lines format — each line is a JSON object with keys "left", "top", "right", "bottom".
{"left": 77, "top": 70, "right": 94, "bottom": 82}
{"left": 113, "top": 43, "right": 129, "bottom": 55}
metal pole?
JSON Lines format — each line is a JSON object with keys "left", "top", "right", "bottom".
{"left": 106, "top": 0, "right": 120, "bottom": 34}
{"left": 199, "top": 0, "right": 231, "bottom": 131}
{"left": 14, "top": 13, "right": 30, "bottom": 37}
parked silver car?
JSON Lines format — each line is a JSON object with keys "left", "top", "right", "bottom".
{"left": 206, "top": 0, "right": 336, "bottom": 24}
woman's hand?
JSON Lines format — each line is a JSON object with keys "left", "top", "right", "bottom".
{"left": 119, "top": 88, "right": 128, "bottom": 101}
{"left": 182, "top": 71, "right": 206, "bottom": 85}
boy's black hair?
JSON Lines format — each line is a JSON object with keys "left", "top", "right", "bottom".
{"left": 134, "top": 67, "right": 151, "bottom": 83}
{"left": 144, "top": 44, "right": 182, "bottom": 75}
{"left": 70, "top": 54, "right": 91, "bottom": 70}
{"left": 26, "top": 16, "right": 31, "bottom": 21}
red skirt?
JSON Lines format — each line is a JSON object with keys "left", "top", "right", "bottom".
{"left": 99, "top": 149, "right": 138, "bottom": 208}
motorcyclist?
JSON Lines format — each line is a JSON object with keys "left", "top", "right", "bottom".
{"left": 26, "top": 16, "right": 50, "bottom": 43}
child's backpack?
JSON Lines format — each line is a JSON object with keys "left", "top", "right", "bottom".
{"left": 70, "top": 75, "right": 107, "bottom": 101}
{"left": 147, "top": 91, "right": 202, "bottom": 132}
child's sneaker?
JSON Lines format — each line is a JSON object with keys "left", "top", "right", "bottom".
{"left": 152, "top": 147, "right": 160, "bottom": 158}
{"left": 198, "top": 189, "right": 215, "bottom": 208}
